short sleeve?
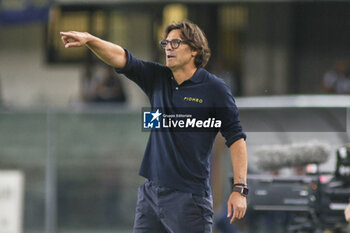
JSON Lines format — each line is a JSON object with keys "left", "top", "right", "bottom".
{"left": 214, "top": 80, "right": 246, "bottom": 147}
{"left": 115, "top": 49, "right": 164, "bottom": 98}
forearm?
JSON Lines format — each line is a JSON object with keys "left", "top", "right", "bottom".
{"left": 229, "top": 138, "right": 247, "bottom": 185}
{"left": 86, "top": 34, "right": 127, "bottom": 69}
{"left": 227, "top": 138, "right": 248, "bottom": 223}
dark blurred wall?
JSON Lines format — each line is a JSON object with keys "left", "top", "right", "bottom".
{"left": 242, "top": 3, "right": 292, "bottom": 96}
{"left": 241, "top": 2, "right": 350, "bottom": 95}
{"left": 292, "top": 2, "right": 350, "bottom": 94}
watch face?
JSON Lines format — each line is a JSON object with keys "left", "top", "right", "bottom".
{"left": 243, "top": 188, "right": 249, "bottom": 196}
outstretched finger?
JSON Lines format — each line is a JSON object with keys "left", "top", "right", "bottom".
{"left": 60, "top": 31, "right": 77, "bottom": 40}
{"left": 60, "top": 31, "right": 72, "bottom": 36}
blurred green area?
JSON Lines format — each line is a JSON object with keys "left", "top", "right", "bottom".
{"left": 0, "top": 109, "right": 147, "bottom": 232}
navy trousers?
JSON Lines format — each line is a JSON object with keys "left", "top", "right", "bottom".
{"left": 133, "top": 180, "right": 213, "bottom": 233}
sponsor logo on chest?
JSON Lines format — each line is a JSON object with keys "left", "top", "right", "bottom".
{"left": 183, "top": 97, "right": 203, "bottom": 103}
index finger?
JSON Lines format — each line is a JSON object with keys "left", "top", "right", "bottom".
{"left": 230, "top": 215, "right": 236, "bottom": 224}
{"left": 60, "top": 31, "right": 76, "bottom": 38}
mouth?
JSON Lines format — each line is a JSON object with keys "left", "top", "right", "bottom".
{"left": 167, "top": 55, "right": 176, "bottom": 59}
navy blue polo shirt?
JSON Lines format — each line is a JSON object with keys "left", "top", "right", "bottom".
{"left": 116, "top": 50, "right": 246, "bottom": 196}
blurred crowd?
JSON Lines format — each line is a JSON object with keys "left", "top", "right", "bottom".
{"left": 77, "top": 57, "right": 350, "bottom": 108}
{"left": 81, "top": 62, "right": 126, "bottom": 104}
{"left": 0, "top": 58, "right": 349, "bottom": 108}
{"left": 323, "top": 59, "right": 350, "bottom": 94}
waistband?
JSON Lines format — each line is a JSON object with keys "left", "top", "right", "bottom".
{"left": 145, "top": 179, "right": 211, "bottom": 197}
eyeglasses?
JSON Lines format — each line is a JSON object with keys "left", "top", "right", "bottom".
{"left": 160, "top": 39, "right": 188, "bottom": 49}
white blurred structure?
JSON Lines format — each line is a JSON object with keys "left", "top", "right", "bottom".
{"left": 0, "top": 171, "right": 24, "bottom": 233}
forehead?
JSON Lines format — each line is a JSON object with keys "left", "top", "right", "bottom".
{"left": 166, "top": 29, "right": 182, "bottom": 40}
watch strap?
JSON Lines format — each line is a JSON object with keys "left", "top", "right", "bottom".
{"left": 233, "top": 183, "right": 247, "bottom": 187}
{"left": 232, "top": 186, "right": 249, "bottom": 196}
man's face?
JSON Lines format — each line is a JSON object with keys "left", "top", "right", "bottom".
{"left": 165, "top": 29, "right": 196, "bottom": 70}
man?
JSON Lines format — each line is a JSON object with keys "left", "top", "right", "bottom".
{"left": 346, "top": 203, "right": 350, "bottom": 222}
{"left": 60, "top": 21, "right": 248, "bottom": 233}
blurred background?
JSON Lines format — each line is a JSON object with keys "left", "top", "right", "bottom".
{"left": 0, "top": 0, "right": 350, "bottom": 233}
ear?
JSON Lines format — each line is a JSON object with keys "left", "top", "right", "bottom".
{"left": 191, "top": 50, "right": 198, "bottom": 57}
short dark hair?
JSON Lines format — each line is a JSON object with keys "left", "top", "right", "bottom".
{"left": 165, "top": 21, "right": 211, "bottom": 68}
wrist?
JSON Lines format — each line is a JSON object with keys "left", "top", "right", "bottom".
{"left": 85, "top": 33, "right": 96, "bottom": 46}
{"left": 233, "top": 183, "right": 247, "bottom": 187}
{"left": 231, "top": 185, "right": 249, "bottom": 197}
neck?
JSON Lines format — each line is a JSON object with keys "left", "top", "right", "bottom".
{"left": 171, "top": 65, "right": 198, "bottom": 85}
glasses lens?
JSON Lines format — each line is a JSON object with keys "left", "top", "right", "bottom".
{"left": 171, "top": 39, "right": 181, "bottom": 49}
{"left": 160, "top": 40, "right": 168, "bottom": 49}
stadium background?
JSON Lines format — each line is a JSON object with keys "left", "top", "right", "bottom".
{"left": 0, "top": 0, "right": 349, "bottom": 232}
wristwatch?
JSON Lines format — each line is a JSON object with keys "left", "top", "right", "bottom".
{"left": 232, "top": 186, "right": 249, "bottom": 197}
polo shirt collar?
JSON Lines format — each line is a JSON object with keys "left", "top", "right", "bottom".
{"left": 187, "top": 68, "right": 203, "bottom": 83}
{"left": 168, "top": 67, "right": 204, "bottom": 84}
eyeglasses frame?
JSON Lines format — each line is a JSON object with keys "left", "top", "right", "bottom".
{"left": 160, "top": 39, "right": 188, "bottom": 49}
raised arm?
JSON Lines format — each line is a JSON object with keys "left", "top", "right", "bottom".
{"left": 60, "top": 31, "right": 127, "bottom": 69}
